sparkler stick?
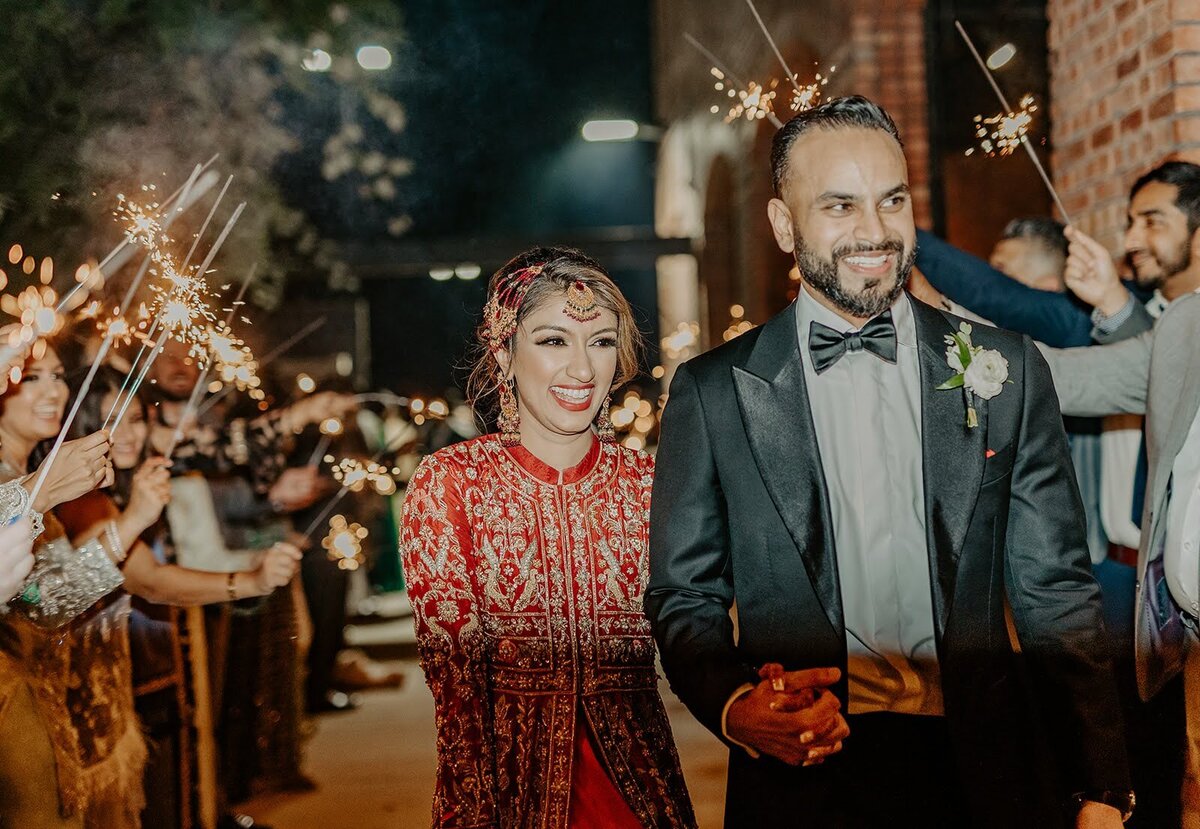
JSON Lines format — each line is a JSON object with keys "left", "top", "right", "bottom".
{"left": 195, "top": 316, "right": 327, "bottom": 416}
{"left": 191, "top": 202, "right": 245, "bottom": 281}
{"left": 306, "top": 435, "right": 333, "bottom": 467}
{"left": 351, "top": 391, "right": 410, "bottom": 407}
{"left": 107, "top": 328, "right": 170, "bottom": 431}
{"left": 683, "top": 33, "right": 784, "bottom": 130}
{"left": 301, "top": 438, "right": 404, "bottom": 539}
{"left": 163, "top": 269, "right": 257, "bottom": 459}
{"left": 56, "top": 161, "right": 220, "bottom": 313}
{"left": 180, "top": 176, "right": 234, "bottom": 276}
{"left": 744, "top": 0, "right": 802, "bottom": 96}
{"left": 955, "top": 21, "right": 1071, "bottom": 222}
{"left": 22, "top": 336, "right": 115, "bottom": 515}
{"left": 103, "top": 199, "right": 244, "bottom": 430}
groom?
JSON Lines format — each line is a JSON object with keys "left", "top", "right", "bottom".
{"left": 646, "top": 96, "right": 1131, "bottom": 828}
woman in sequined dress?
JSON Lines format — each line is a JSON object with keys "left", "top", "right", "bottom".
{"left": 0, "top": 343, "right": 133, "bottom": 828}
{"left": 402, "top": 248, "right": 696, "bottom": 829}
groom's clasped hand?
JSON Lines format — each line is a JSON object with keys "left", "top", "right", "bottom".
{"left": 725, "top": 665, "right": 849, "bottom": 767}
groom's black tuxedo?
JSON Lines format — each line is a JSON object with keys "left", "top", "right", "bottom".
{"left": 647, "top": 295, "right": 1130, "bottom": 827}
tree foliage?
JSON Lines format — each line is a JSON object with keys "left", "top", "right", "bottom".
{"left": 0, "top": 0, "right": 409, "bottom": 307}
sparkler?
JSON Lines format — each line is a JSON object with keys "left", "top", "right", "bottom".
{"left": 955, "top": 21, "right": 1071, "bottom": 222}
{"left": 743, "top": 0, "right": 802, "bottom": 100}
{"left": 58, "top": 159, "right": 219, "bottom": 313}
{"left": 22, "top": 336, "right": 114, "bottom": 515}
{"left": 104, "top": 198, "right": 244, "bottom": 432}
{"left": 195, "top": 316, "right": 327, "bottom": 416}
{"left": 684, "top": 33, "right": 784, "bottom": 130}
{"left": 162, "top": 269, "right": 258, "bottom": 459}
{"left": 301, "top": 435, "right": 408, "bottom": 540}
{"left": 306, "top": 417, "right": 344, "bottom": 467}
{"left": 965, "top": 95, "right": 1038, "bottom": 158}
{"left": 725, "top": 79, "right": 779, "bottom": 124}
{"left": 741, "top": 1, "right": 836, "bottom": 114}
{"left": 322, "top": 515, "right": 369, "bottom": 571}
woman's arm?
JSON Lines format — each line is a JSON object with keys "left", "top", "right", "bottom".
{"left": 120, "top": 540, "right": 300, "bottom": 606}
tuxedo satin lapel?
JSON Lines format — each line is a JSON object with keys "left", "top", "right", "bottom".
{"left": 910, "top": 299, "right": 986, "bottom": 635}
{"left": 733, "top": 309, "right": 842, "bottom": 635}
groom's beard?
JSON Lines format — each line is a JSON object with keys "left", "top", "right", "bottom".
{"left": 795, "top": 235, "right": 914, "bottom": 319}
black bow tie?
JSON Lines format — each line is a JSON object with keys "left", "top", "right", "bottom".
{"left": 808, "top": 311, "right": 898, "bottom": 374}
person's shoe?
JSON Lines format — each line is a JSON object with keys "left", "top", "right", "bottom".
{"left": 332, "top": 649, "right": 406, "bottom": 690}
{"left": 217, "top": 814, "right": 272, "bottom": 829}
{"left": 309, "top": 689, "right": 361, "bottom": 714}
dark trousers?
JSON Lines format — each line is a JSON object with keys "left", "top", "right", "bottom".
{"left": 301, "top": 550, "right": 349, "bottom": 708}
{"left": 726, "top": 712, "right": 969, "bottom": 828}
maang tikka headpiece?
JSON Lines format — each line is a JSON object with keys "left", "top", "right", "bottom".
{"left": 482, "top": 264, "right": 543, "bottom": 353}
{"left": 563, "top": 280, "right": 601, "bottom": 322}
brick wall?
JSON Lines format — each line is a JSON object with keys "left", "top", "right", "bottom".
{"left": 848, "top": 0, "right": 933, "bottom": 227}
{"left": 1048, "top": 0, "right": 1200, "bottom": 249}
{"left": 652, "top": 0, "right": 936, "bottom": 340}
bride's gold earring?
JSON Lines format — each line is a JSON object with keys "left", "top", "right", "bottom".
{"left": 596, "top": 394, "right": 615, "bottom": 443}
{"left": 498, "top": 377, "right": 521, "bottom": 446}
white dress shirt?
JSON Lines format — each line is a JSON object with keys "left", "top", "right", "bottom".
{"left": 795, "top": 286, "right": 942, "bottom": 716}
{"left": 1166, "top": 413, "right": 1200, "bottom": 618}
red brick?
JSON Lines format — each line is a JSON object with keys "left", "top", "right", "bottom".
{"left": 1175, "top": 116, "right": 1200, "bottom": 143}
{"left": 1115, "top": 0, "right": 1138, "bottom": 18}
{"left": 1150, "top": 91, "right": 1176, "bottom": 119}
{"left": 1177, "top": 54, "right": 1200, "bottom": 82}
{"left": 1148, "top": 31, "right": 1174, "bottom": 59}
{"left": 1121, "top": 108, "right": 1146, "bottom": 132}
{"left": 1175, "top": 24, "right": 1200, "bottom": 52}
{"left": 1092, "top": 123, "right": 1116, "bottom": 147}
{"left": 1177, "top": 84, "right": 1200, "bottom": 113}
{"left": 1113, "top": 51, "right": 1142, "bottom": 76}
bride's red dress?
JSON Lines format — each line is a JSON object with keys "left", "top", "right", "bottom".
{"left": 402, "top": 434, "right": 695, "bottom": 829}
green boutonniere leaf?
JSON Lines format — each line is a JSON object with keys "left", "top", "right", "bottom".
{"left": 937, "top": 375, "right": 965, "bottom": 390}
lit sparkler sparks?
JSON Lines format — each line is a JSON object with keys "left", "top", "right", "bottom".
{"left": 790, "top": 66, "right": 836, "bottom": 112}
{"left": 148, "top": 259, "right": 218, "bottom": 351}
{"left": 322, "top": 515, "right": 369, "bottom": 571}
{"left": 965, "top": 94, "right": 1039, "bottom": 158}
{"left": 114, "top": 189, "right": 170, "bottom": 255}
{"left": 203, "top": 321, "right": 263, "bottom": 399}
{"left": 328, "top": 457, "right": 399, "bottom": 496}
{"left": 99, "top": 309, "right": 136, "bottom": 347}
{"left": 1, "top": 284, "right": 63, "bottom": 347}
{"left": 724, "top": 78, "right": 779, "bottom": 123}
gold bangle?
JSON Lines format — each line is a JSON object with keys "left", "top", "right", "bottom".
{"left": 226, "top": 572, "right": 238, "bottom": 601}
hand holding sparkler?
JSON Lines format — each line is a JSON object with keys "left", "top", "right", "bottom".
{"left": 281, "top": 391, "right": 358, "bottom": 434}
{"left": 268, "top": 466, "right": 325, "bottom": 514}
{"left": 125, "top": 458, "right": 173, "bottom": 531}
{"left": 252, "top": 542, "right": 303, "bottom": 594}
{"left": 1062, "top": 226, "right": 1132, "bottom": 317}
{"left": 26, "top": 432, "right": 113, "bottom": 514}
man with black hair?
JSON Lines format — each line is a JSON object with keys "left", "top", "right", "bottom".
{"left": 991, "top": 216, "right": 1070, "bottom": 292}
{"left": 648, "top": 95, "right": 1131, "bottom": 828}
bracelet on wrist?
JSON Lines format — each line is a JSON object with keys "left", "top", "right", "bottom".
{"left": 104, "top": 520, "right": 127, "bottom": 564}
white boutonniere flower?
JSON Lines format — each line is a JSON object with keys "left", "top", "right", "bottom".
{"left": 937, "top": 322, "right": 1010, "bottom": 428}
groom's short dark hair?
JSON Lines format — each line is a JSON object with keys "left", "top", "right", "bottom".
{"left": 771, "top": 95, "right": 903, "bottom": 197}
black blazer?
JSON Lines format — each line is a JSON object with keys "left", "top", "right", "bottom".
{"left": 646, "top": 295, "right": 1130, "bottom": 827}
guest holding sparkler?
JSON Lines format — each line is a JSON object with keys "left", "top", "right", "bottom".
{"left": 402, "top": 248, "right": 696, "bottom": 828}
{"left": 52, "top": 365, "right": 303, "bottom": 829}
{"left": 58, "top": 365, "right": 303, "bottom": 606}
{"left": 0, "top": 342, "right": 136, "bottom": 828}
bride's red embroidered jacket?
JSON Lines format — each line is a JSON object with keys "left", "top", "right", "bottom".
{"left": 401, "top": 434, "right": 695, "bottom": 829}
